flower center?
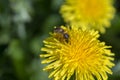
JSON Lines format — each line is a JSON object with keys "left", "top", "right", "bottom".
{"left": 76, "top": 0, "right": 106, "bottom": 19}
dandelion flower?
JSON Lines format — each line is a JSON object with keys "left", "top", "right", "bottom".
{"left": 40, "top": 26, "right": 115, "bottom": 80}
{"left": 60, "top": 0, "right": 115, "bottom": 33}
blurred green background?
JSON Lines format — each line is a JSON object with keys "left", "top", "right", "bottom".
{"left": 0, "top": 0, "right": 120, "bottom": 80}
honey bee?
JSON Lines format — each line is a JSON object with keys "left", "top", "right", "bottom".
{"left": 54, "top": 27, "right": 69, "bottom": 42}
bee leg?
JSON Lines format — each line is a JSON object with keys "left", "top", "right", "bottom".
{"left": 64, "top": 33, "right": 69, "bottom": 43}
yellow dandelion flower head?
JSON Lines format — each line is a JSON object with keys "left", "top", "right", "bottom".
{"left": 60, "top": 0, "right": 115, "bottom": 33}
{"left": 40, "top": 26, "right": 115, "bottom": 80}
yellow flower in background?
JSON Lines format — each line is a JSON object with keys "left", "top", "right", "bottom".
{"left": 40, "top": 26, "right": 114, "bottom": 80}
{"left": 60, "top": 0, "right": 115, "bottom": 33}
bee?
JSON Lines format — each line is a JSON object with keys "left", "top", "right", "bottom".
{"left": 54, "top": 27, "right": 69, "bottom": 42}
